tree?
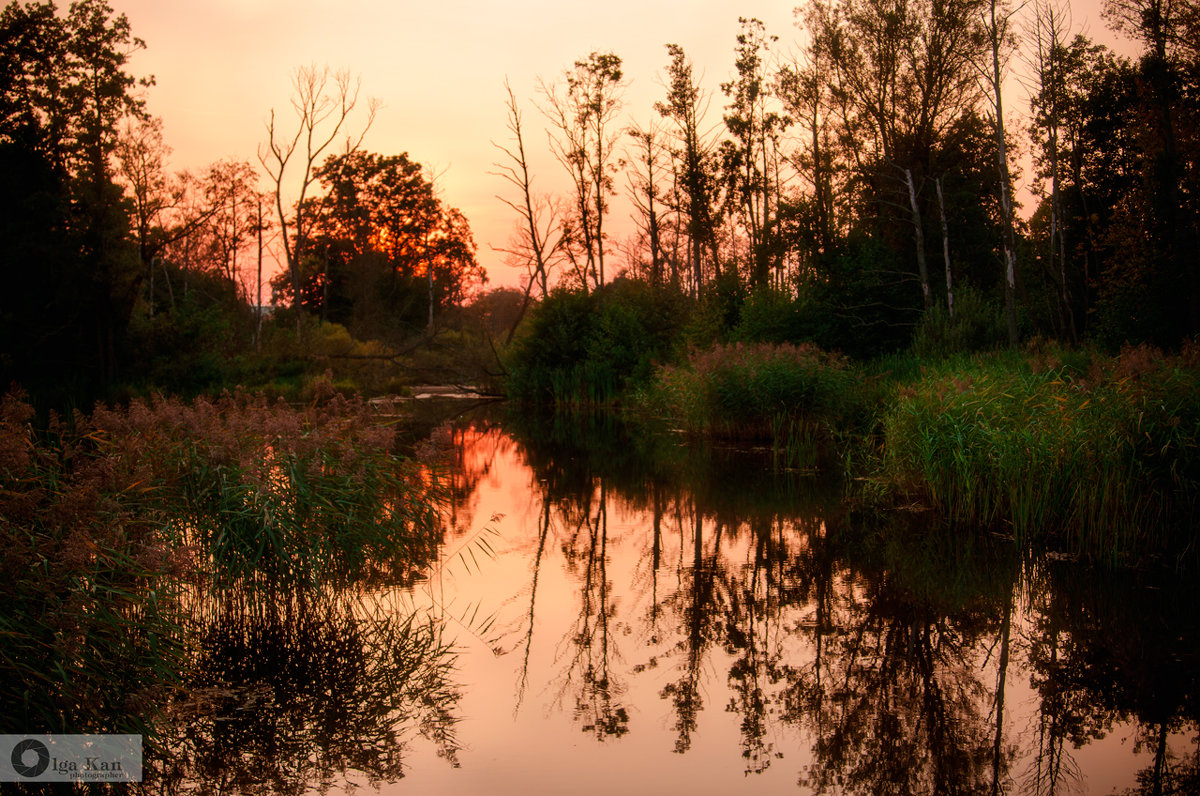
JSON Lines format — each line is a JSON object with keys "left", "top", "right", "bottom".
{"left": 492, "top": 80, "right": 565, "bottom": 340}
{"left": 0, "top": 0, "right": 147, "bottom": 399}
{"left": 1026, "top": 0, "right": 1078, "bottom": 340}
{"left": 777, "top": 26, "right": 842, "bottom": 276}
{"left": 812, "top": 0, "right": 987, "bottom": 317}
{"left": 259, "top": 64, "right": 377, "bottom": 336}
{"left": 276, "top": 150, "right": 483, "bottom": 343}
{"left": 115, "top": 114, "right": 173, "bottom": 307}
{"left": 975, "top": 0, "right": 1022, "bottom": 347}
{"left": 1103, "top": 0, "right": 1200, "bottom": 341}
{"left": 720, "top": 17, "right": 790, "bottom": 289}
{"left": 657, "top": 43, "right": 722, "bottom": 298}
{"left": 625, "top": 121, "right": 670, "bottom": 288}
{"left": 540, "top": 51, "right": 625, "bottom": 292}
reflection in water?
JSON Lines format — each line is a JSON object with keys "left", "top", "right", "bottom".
{"left": 10, "top": 409, "right": 1194, "bottom": 793}
{"left": 146, "top": 587, "right": 460, "bottom": 794}
{"left": 394, "top": 414, "right": 1199, "bottom": 795}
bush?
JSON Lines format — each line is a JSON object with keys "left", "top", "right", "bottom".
{"left": 505, "top": 281, "right": 688, "bottom": 405}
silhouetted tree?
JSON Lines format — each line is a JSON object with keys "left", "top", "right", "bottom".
{"left": 259, "top": 65, "right": 376, "bottom": 336}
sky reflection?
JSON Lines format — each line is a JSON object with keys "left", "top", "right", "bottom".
{"left": 384, "top": 423, "right": 1199, "bottom": 795}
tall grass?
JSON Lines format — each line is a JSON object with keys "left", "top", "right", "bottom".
{"left": 880, "top": 344, "right": 1200, "bottom": 559}
{"left": 637, "top": 342, "right": 862, "bottom": 468}
{"left": 90, "top": 391, "right": 446, "bottom": 590}
{"left": 0, "top": 390, "right": 450, "bottom": 734}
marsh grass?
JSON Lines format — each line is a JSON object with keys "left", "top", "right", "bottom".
{"left": 0, "top": 389, "right": 450, "bottom": 735}
{"left": 638, "top": 342, "right": 862, "bottom": 468}
{"left": 880, "top": 344, "right": 1200, "bottom": 559}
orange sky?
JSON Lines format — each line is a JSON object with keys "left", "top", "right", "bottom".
{"left": 112, "top": 0, "right": 1130, "bottom": 293}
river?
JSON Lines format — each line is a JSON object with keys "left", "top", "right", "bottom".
{"left": 152, "top": 411, "right": 1200, "bottom": 794}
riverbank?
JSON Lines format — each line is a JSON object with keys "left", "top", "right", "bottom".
{"left": 632, "top": 341, "right": 1200, "bottom": 564}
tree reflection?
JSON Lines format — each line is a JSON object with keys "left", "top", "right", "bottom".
{"left": 495, "top": 415, "right": 1198, "bottom": 790}
{"left": 557, "top": 480, "right": 630, "bottom": 740}
{"left": 1024, "top": 561, "right": 1200, "bottom": 796}
{"left": 148, "top": 588, "right": 460, "bottom": 794}
{"left": 660, "top": 508, "right": 726, "bottom": 754}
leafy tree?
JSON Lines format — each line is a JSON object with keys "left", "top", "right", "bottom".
{"left": 540, "top": 51, "right": 625, "bottom": 292}
{"left": 720, "top": 17, "right": 790, "bottom": 289}
{"left": 0, "top": 0, "right": 147, "bottom": 402}
{"left": 274, "top": 150, "right": 483, "bottom": 343}
{"left": 656, "top": 43, "right": 722, "bottom": 297}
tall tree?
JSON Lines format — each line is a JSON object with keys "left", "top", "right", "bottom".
{"left": 720, "top": 17, "right": 790, "bottom": 288}
{"left": 259, "top": 64, "right": 376, "bottom": 336}
{"left": 540, "top": 51, "right": 625, "bottom": 292}
{"left": 657, "top": 43, "right": 722, "bottom": 297}
{"left": 1027, "top": 0, "right": 1078, "bottom": 340}
{"left": 976, "top": 0, "right": 1021, "bottom": 346}
{"left": 279, "top": 150, "right": 482, "bottom": 342}
{"left": 1103, "top": 0, "right": 1200, "bottom": 340}
{"left": 0, "top": 0, "right": 147, "bottom": 398}
{"left": 814, "top": 0, "right": 986, "bottom": 314}
{"left": 625, "top": 121, "right": 669, "bottom": 288}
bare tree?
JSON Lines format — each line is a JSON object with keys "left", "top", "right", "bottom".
{"left": 258, "top": 65, "right": 377, "bottom": 336}
{"left": 492, "top": 80, "right": 565, "bottom": 318}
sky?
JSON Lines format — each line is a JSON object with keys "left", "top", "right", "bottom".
{"left": 110, "top": 0, "right": 1129, "bottom": 292}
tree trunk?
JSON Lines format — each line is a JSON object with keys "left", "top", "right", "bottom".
{"left": 905, "top": 167, "right": 932, "bottom": 309}
{"left": 937, "top": 176, "right": 954, "bottom": 319}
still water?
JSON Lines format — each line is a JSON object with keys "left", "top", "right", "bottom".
{"left": 162, "top": 413, "right": 1200, "bottom": 795}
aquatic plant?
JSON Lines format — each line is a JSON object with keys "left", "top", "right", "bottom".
{"left": 0, "top": 389, "right": 450, "bottom": 735}
{"left": 639, "top": 341, "right": 861, "bottom": 466}
{"left": 880, "top": 344, "right": 1200, "bottom": 559}
{"left": 90, "top": 391, "right": 446, "bottom": 590}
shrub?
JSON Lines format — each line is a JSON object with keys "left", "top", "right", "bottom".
{"left": 505, "top": 281, "right": 688, "bottom": 405}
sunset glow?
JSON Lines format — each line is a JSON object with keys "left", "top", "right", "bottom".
{"left": 111, "top": 0, "right": 1127, "bottom": 292}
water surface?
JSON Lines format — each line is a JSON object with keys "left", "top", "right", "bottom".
{"left": 376, "top": 417, "right": 1199, "bottom": 795}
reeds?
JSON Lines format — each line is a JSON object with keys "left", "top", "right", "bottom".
{"left": 0, "top": 389, "right": 450, "bottom": 733}
{"left": 880, "top": 345, "right": 1200, "bottom": 560}
{"left": 638, "top": 342, "right": 860, "bottom": 467}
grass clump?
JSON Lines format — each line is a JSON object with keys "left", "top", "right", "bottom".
{"left": 880, "top": 343, "right": 1200, "bottom": 559}
{"left": 638, "top": 341, "right": 860, "bottom": 468}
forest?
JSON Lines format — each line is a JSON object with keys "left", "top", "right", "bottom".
{"left": 0, "top": 0, "right": 1197, "bottom": 411}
